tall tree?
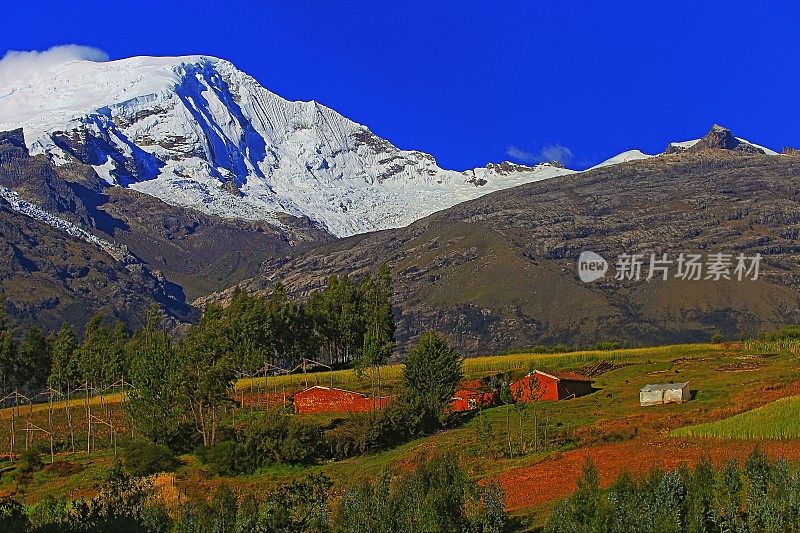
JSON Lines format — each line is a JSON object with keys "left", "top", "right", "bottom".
{"left": 78, "top": 315, "right": 107, "bottom": 387}
{"left": 17, "top": 325, "right": 51, "bottom": 391}
{"left": 49, "top": 322, "right": 81, "bottom": 452}
{"left": 125, "top": 307, "right": 184, "bottom": 448}
{"left": 49, "top": 323, "right": 81, "bottom": 391}
{"left": 106, "top": 321, "right": 129, "bottom": 382}
{"left": 402, "top": 332, "right": 463, "bottom": 433}
{"left": 359, "top": 264, "right": 395, "bottom": 402}
{"left": 0, "top": 296, "right": 17, "bottom": 393}
{"left": 0, "top": 326, "right": 17, "bottom": 394}
{"left": 266, "top": 284, "right": 313, "bottom": 369}
{"left": 178, "top": 304, "right": 237, "bottom": 446}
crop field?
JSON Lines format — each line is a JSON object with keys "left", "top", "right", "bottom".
{"left": 671, "top": 395, "right": 800, "bottom": 439}
{"left": 234, "top": 343, "right": 726, "bottom": 394}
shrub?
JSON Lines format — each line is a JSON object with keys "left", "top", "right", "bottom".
{"left": 122, "top": 442, "right": 180, "bottom": 477}
{"left": 122, "top": 441, "right": 180, "bottom": 477}
{"left": 0, "top": 499, "right": 29, "bottom": 533}
{"left": 711, "top": 332, "right": 724, "bottom": 343}
{"left": 240, "top": 410, "right": 324, "bottom": 467}
{"left": 196, "top": 440, "right": 245, "bottom": 476}
{"left": 198, "top": 410, "right": 325, "bottom": 474}
{"left": 546, "top": 451, "right": 800, "bottom": 531}
{"left": 767, "top": 324, "right": 800, "bottom": 341}
{"left": 17, "top": 447, "right": 44, "bottom": 474}
{"left": 28, "top": 495, "right": 70, "bottom": 530}
{"left": 594, "top": 341, "right": 623, "bottom": 351}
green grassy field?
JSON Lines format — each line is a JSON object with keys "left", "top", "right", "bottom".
{"left": 671, "top": 395, "right": 800, "bottom": 439}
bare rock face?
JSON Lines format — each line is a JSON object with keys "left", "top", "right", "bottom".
{"left": 0, "top": 126, "right": 332, "bottom": 334}
{"left": 687, "top": 124, "right": 765, "bottom": 154}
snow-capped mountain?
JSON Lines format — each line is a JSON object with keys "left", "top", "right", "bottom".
{"left": 0, "top": 55, "right": 573, "bottom": 237}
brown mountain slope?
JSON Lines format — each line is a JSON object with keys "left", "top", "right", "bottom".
{"left": 0, "top": 199, "right": 190, "bottom": 332}
{"left": 0, "top": 129, "right": 332, "bottom": 301}
{"left": 209, "top": 148, "right": 800, "bottom": 355}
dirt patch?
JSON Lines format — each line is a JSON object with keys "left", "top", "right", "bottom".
{"left": 717, "top": 361, "right": 763, "bottom": 372}
{"left": 491, "top": 437, "right": 800, "bottom": 511}
{"left": 671, "top": 357, "right": 715, "bottom": 364}
{"left": 44, "top": 460, "right": 84, "bottom": 478}
{"left": 576, "top": 360, "right": 633, "bottom": 377}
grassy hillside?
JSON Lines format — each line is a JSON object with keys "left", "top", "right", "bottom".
{"left": 3, "top": 340, "right": 800, "bottom": 529}
{"left": 671, "top": 395, "right": 800, "bottom": 439}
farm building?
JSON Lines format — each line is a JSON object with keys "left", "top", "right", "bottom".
{"left": 511, "top": 370, "right": 594, "bottom": 402}
{"left": 451, "top": 379, "right": 500, "bottom": 412}
{"left": 639, "top": 382, "right": 690, "bottom": 406}
{"left": 292, "top": 386, "right": 393, "bottom": 415}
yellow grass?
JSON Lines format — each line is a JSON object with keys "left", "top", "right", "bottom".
{"left": 0, "top": 392, "right": 125, "bottom": 418}
{"left": 235, "top": 343, "right": 724, "bottom": 393}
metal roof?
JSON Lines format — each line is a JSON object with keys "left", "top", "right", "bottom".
{"left": 529, "top": 370, "right": 594, "bottom": 383}
{"left": 640, "top": 382, "right": 689, "bottom": 392}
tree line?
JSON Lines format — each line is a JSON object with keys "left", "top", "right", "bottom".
{"left": 547, "top": 449, "right": 800, "bottom": 532}
{"left": 0, "top": 264, "right": 392, "bottom": 400}
{"left": 0, "top": 454, "right": 506, "bottom": 532}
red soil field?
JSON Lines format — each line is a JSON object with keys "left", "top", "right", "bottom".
{"left": 493, "top": 437, "right": 800, "bottom": 511}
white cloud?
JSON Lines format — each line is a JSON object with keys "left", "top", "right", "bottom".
{"left": 505, "top": 145, "right": 538, "bottom": 163}
{"left": 506, "top": 143, "right": 574, "bottom": 165}
{"left": 538, "top": 143, "right": 573, "bottom": 164}
{"left": 0, "top": 45, "right": 108, "bottom": 85}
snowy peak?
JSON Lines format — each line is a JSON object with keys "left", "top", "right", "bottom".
{"left": 0, "top": 55, "right": 574, "bottom": 237}
{"left": 590, "top": 125, "right": 779, "bottom": 173}
{"left": 664, "top": 124, "right": 776, "bottom": 155}
{"left": 589, "top": 149, "right": 654, "bottom": 170}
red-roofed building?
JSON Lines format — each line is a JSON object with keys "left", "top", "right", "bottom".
{"left": 292, "top": 386, "right": 393, "bottom": 415}
{"left": 511, "top": 370, "right": 594, "bottom": 402}
{"left": 451, "top": 378, "right": 500, "bottom": 412}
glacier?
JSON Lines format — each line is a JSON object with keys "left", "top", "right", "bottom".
{"left": 0, "top": 55, "right": 574, "bottom": 237}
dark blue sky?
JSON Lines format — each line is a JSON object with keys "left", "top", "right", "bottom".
{"left": 2, "top": 1, "right": 798, "bottom": 169}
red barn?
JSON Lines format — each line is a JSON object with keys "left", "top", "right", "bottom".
{"left": 511, "top": 370, "right": 594, "bottom": 402}
{"left": 292, "top": 386, "right": 393, "bottom": 415}
{"left": 451, "top": 379, "right": 500, "bottom": 412}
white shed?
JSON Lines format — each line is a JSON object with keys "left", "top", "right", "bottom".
{"left": 639, "top": 382, "right": 690, "bottom": 406}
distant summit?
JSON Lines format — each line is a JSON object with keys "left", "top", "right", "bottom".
{"left": 665, "top": 125, "right": 773, "bottom": 155}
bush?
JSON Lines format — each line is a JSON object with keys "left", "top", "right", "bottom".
{"left": 17, "top": 447, "right": 44, "bottom": 474}
{"left": 594, "top": 341, "right": 623, "bottom": 351}
{"left": 240, "top": 409, "right": 324, "bottom": 467}
{"left": 198, "top": 410, "right": 325, "bottom": 475}
{"left": 767, "top": 324, "right": 800, "bottom": 341}
{"left": 28, "top": 496, "right": 70, "bottom": 531}
{"left": 0, "top": 499, "right": 29, "bottom": 533}
{"left": 326, "top": 412, "right": 389, "bottom": 459}
{"left": 711, "top": 332, "right": 724, "bottom": 343}
{"left": 196, "top": 440, "right": 245, "bottom": 476}
{"left": 122, "top": 441, "right": 180, "bottom": 477}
